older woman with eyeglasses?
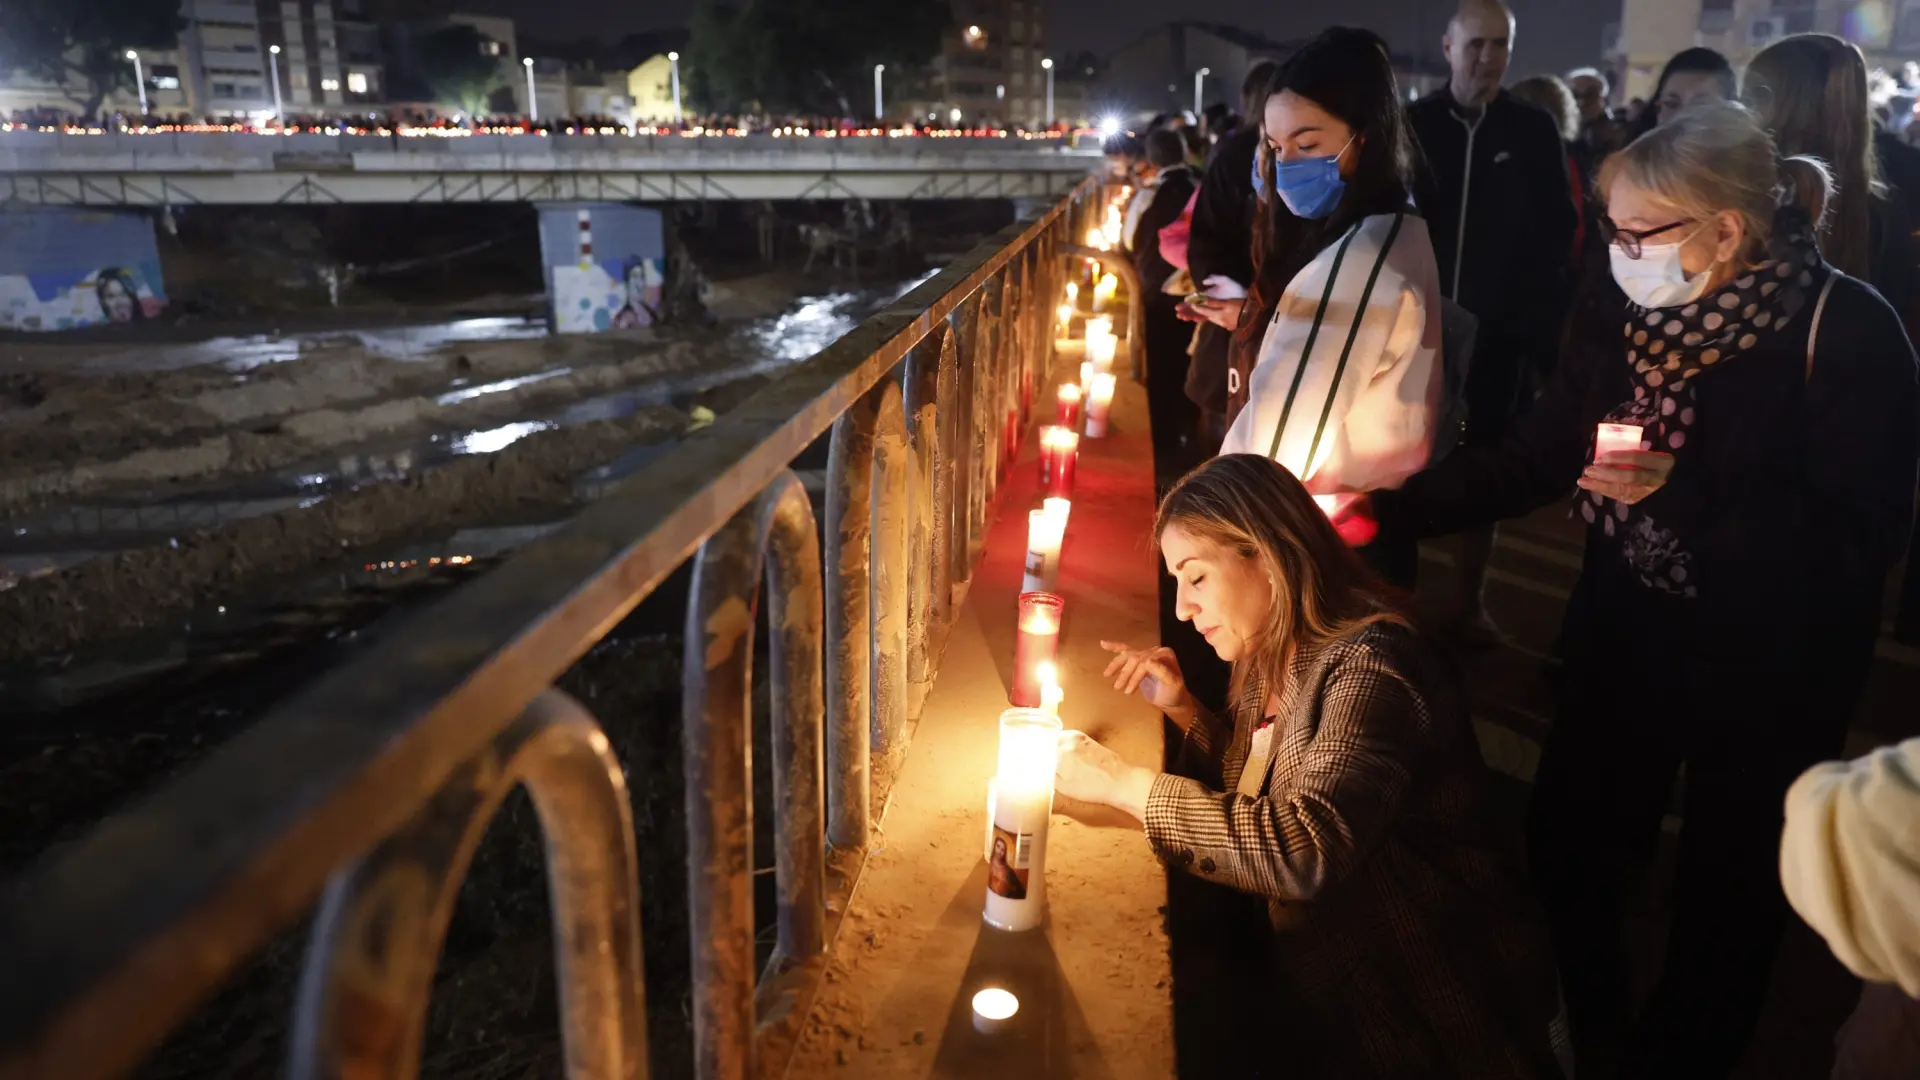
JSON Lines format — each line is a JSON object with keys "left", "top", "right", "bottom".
{"left": 1357, "top": 101, "right": 1919, "bottom": 1076}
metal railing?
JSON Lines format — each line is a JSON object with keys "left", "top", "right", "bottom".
{"left": 0, "top": 177, "right": 1101, "bottom": 1080}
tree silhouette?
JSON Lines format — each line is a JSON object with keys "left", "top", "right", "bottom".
{"left": 418, "top": 24, "right": 505, "bottom": 116}
{"left": 0, "top": 0, "right": 183, "bottom": 120}
{"left": 688, "top": 0, "right": 947, "bottom": 116}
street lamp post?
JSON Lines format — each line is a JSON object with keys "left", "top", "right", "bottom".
{"left": 1194, "top": 67, "right": 1209, "bottom": 115}
{"left": 874, "top": 64, "right": 885, "bottom": 121}
{"left": 268, "top": 45, "right": 283, "bottom": 126}
{"left": 125, "top": 50, "right": 148, "bottom": 118}
{"left": 667, "top": 51, "right": 683, "bottom": 126}
{"left": 1041, "top": 57, "right": 1054, "bottom": 127}
{"left": 523, "top": 57, "right": 538, "bottom": 122}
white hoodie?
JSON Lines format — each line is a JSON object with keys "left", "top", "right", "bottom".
{"left": 1781, "top": 737, "right": 1920, "bottom": 996}
{"left": 1221, "top": 212, "right": 1443, "bottom": 493}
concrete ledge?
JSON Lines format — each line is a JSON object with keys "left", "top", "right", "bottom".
{"left": 785, "top": 371, "right": 1174, "bottom": 1078}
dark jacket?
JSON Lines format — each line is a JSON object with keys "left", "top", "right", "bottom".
{"left": 1409, "top": 89, "right": 1577, "bottom": 362}
{"left": 1133, "top": 164, "right": 1197, "bottom": 295}
{"left": 1147, "top": 622, "right": 1561, "bottom": 1078}
{"left": 1185, "top": 126, "right": 1260, "bottom": 415}
{"left": 1379, "top": 270, "right": 1917, "bottom": 680}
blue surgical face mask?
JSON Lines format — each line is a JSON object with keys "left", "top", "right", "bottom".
{"left": 1251, "top": 154, "right": 1269, "bottom": 201}
{"left": 1274, "top": 134, "right": 1357, "bottom": 220}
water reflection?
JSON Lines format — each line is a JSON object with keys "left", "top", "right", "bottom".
{"left": 449, "top": 420, "right": 553, "bottom": 455}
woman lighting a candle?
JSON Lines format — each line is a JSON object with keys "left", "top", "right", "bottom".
{"left": 1055, "top": 454, "right": 1562, "bottom": 1078}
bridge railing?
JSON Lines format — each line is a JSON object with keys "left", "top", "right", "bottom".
{"left": 0, "top": 177, "right": 1101, "bottom": 1080}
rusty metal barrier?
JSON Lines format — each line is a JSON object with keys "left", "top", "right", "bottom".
{"left": 0, "top": 176, "right": 1102, "bottom": 1080}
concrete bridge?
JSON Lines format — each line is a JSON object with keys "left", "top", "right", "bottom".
{"left": 0, "top": 131, "right": 1101, "bottom": 206}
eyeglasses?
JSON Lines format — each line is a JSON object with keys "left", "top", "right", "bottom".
{"left": 1600, "top": 219, "right": 1691, "bottom": 260}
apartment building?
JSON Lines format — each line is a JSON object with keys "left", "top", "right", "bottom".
{"left": 906, "top": 0, "right": 1050, "bottom": 127}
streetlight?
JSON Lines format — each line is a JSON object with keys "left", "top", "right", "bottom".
{"left": 667, "top": 51, "right": 683, "bottom": 126}
{"left": 1194, "top": 67, "right": 1209, "bottom": 115}
{"left": 522, "top": 56, "right": 537, "bottom": 122}
{"left": 125, "top": 50, "right": 148, "bottom": 117}
{"left": 1041, "top": 57, "right": 1054, "bottom": 127}
{"left": 268, "top": 45, "right": 283, "bottom": 125}
{"left": 874, "top": 63, "right": 884, "bottom": 121}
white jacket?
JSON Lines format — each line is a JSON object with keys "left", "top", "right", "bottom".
{"left": 1221, "top": 213, "right": 1443, "bottom": 493}
{"left": 1781, "top": 737, "right": 1920, "bottom": 995}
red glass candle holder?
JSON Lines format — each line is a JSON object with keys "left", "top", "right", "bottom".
{"left": 1011, "top": 591, "right": 1064, "bottom": 707}
{"left": 1056, "top": 383, "right": 1083, "bottom": 429}
{"left": 1049, "top": 431, "right": 1079, "bottom": 498}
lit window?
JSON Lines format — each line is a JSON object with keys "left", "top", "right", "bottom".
{"left": 347, "top": 72, "right": 368, "bottom": 93}
{"left": 154, "top": 75, "right": 181, "bottom": 89}
{"left": 481, "top": 40, "right": 502, "bottom": 56}
{"left": 320, "top": 77, "right": 340, "bottom": 90}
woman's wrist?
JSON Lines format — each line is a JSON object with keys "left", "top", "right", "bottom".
{"left": 1163, "top": 691, "right": 1200, "bottom": 729}
{"left": 1115, "top": 766, "right": 1158, "bottom": 824}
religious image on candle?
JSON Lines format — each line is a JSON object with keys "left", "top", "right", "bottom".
{"left": 984, "top": 708, "right": 1061, "bottom": 931}
{"left": 1023, "top": 509, "right": 1065, "bottom": 594}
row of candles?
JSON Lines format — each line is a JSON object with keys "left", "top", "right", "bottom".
{"left": 979, "top": 196, "right": 1135, "bottom": 949}
{"left": 971, "top": 187, "right": 1135, "bottom": 1036}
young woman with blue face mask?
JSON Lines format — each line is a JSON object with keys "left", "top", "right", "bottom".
{"left": 1361, "top": 101, "right": 1920, "bottom": 1075}
{"left": 1192, "top": 27, "right": 1445, "bottom": 588}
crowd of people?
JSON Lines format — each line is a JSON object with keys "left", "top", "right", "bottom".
{"left": 1056, "top": 2, "right": 1920, "bottom": 1078}
{"left": 2, "top": 104, "right": 1086, "bottom": 139}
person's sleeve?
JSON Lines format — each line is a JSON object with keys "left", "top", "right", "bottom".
{"left": 1142, "top": 644, "right": 1416, "bottom": 901}
{"left": 1781, "top": 737, "right": 1920, "bottom": 996}
{"left": 1169, "top": 702, "right": 1232, "bottom": 788}
{"left": 1372, "top": 313, "right": 1599, "bottom": 538}
{"left": 1636, "top": 284, "right": 1919, "bottom": 584}
{"left": 1330, "top": 279, "right": 1438, "bottom": 492}
{"left": 1189, "top": 140, "right": 1253, "bottom": 286}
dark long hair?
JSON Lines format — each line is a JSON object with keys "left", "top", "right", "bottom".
{"left": 1248, "top": 27, "right": 1417, "bottom": 312}
{"left": 1634, "top": 47, "right": 1737, "bottom": 138}
{"left": 1743, "top": 34, "right": 1883, "bottom": 281}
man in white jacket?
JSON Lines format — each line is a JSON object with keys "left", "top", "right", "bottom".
{"left": 1781, "top": 737, "right": 1920, "bottom": 1076}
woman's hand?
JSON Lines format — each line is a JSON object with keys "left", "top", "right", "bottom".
{"left": 1183, "top": 296, "right": 1244, "bottom": 330}
{"left": 1101, "top": 641, "right": 1194, "bottom": 722}
{"left": 1056, "top": 730, "right": 1157, "bottom": 823}
{"left": 1578, "top": 450, "right": 1675, "bottom": 505}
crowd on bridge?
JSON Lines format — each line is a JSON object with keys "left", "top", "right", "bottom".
{"left": 1043, "top": 2, "right": 1920, "bottom": 1078}
{"left": 1, "top": 104, "right": 1087, "bottom": 140}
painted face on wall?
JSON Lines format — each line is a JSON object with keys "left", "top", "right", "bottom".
{"left": 96, "top": 275, "right": 136, "bottom": 322}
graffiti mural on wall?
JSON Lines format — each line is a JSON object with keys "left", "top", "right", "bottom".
{"left": 0, "top": 208, "right": 169, "bottom": 332}
{"left": 0, "top": 264, "right": 168, "bottom": 331}
{"left": 536, "top": 203, "right": 666, "bottom": 336}
{"left": 550, "top": 255, "right": 664, "bottom": 334}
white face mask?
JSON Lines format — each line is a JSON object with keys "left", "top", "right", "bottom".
{"left": 1609, "top": 228, "right": 1712, "bottom": 309}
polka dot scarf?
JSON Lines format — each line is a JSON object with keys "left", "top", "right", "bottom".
{"left": 1580, "top": 212, "right": 1824, "bottom": 599}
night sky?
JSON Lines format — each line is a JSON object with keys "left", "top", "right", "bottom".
{"left": 486, "top": 0, "right": 1623, "bottom": 80}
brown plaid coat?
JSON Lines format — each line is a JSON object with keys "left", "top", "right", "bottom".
{"left": 1145, "top": 623, "right": 1563, "bottom": 1078}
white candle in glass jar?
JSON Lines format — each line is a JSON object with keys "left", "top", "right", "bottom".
{"left": 1085, "top": 372, "right": 1117, "bottom": 438}
{"left": 1023, "top": 508, "right": 1066, "bottom": 593}
{"left": 984, "top": 708, "right": 1061, "bottom": 931}
{"left": 1086, "top": 330, "right": 1117, "bottom": 372}
{"left": 1596, "top": 423, "right": 1645, "bottom": 458}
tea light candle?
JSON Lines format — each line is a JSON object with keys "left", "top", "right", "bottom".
{"left": 1023, "top": 509, "right": 1066, "bottom": 593}
{"left": 1038, "top": 661, "right": 1063, "bottom": 717}
{"left": 984, "top": 708, "right": 1061, "bottom": 931}
{"left": 1056, "top": 382, "right": 1083, "bottom": 429}
{"left": 1085, "top": 372, "right": 1117, "bottom": 439}
{"left": 1596, "top": 423, "right": 1645, "bottom": 458}
{"left": 972, "top": 987, "right": 1020, "bottom": 1035}
{"left": 1047, "top": 431, "right": 1079, "bottom": 499}
{"left": 1010, "top": 592, "right": 1063, "bottom": 707}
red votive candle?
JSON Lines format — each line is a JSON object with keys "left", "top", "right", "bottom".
{"left": 1057, "top": 383, "right": 1083, "bottom": 429}
{"left": 1038, "top": 425, "right": 1065, "bottom": 487}
{"left": 1049, "top": 430, "right": 1079, "bottom": 498}
{"left": 1011, "top": 591, "right": 1064, "bottom": 707}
